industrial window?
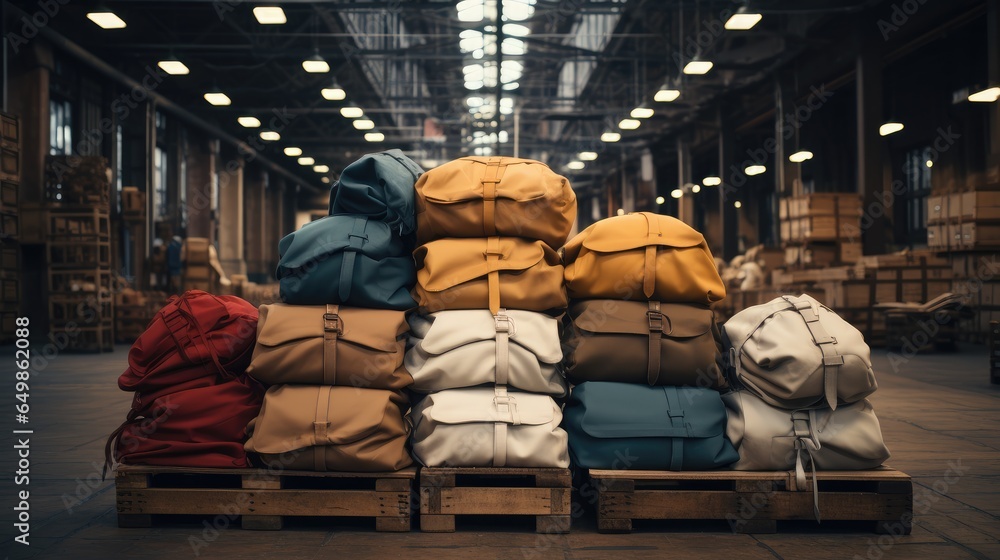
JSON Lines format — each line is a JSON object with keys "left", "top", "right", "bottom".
{"left": 154, "top": 146, "right": 169, "bottom": 219}
{"left": 903, "top": 146, "right": 932, "bottom": 244}
{"left": 49, "top": 98, "right": 73, "bottom": 155}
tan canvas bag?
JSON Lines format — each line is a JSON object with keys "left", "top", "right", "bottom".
{"left": 247, "top": 303, "right": 412, "bottom": 390}
{"left": 244, "top": 385, "right": 411, "bottom": 472}
{"left": 414, "top": 156, "right": 577, "bottom": 249}
{"left": 410, "top": 387, "right": 569, "bottom": 468}
{"left": 723, "top": 294, "right": 877, "bottom": 410}
{"left": 406, "top": 309, "right": 567, "bottom": 395}
{"left": 413, "top": 236, "right": 567, "bottom": 314}
{"left": 563, "top": 212, "right": 726, "bottom": 304}
{"left": 563, "top": 299, "right": 727, "bottom": 389}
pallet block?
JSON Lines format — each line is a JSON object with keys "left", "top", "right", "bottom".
{"left": 116, "top": 465, "right": 416, "bottom": 531}
{"left": 419, "top": 467, "right": 571, "bottom": 534}
{"left": 590, "top": 466, "right": 912, "bottom": 534}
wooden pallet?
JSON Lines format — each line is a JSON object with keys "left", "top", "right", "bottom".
{"left": 590, "top": 467, "right": 912, "bottom": 534}
{"left": 116, "top": 465, "right": 416, "bottom": 531}
{"left": 419, "top": 467, "right": 571, "bottom": 534}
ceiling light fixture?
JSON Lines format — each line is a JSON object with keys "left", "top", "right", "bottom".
{"left": 745, "top": 165, "right": 766, "bottom": 176}
{"left": 735, "top": 201, "right": 743, "bottom": 208}
{"left": 302, "top": 50, "right": 330, "bottom": 73}
{"left": 702, "top": 176, "right": 722, "bottom": 186}
{"left": 340, "top": 106, "right": 364, "bottom": 118}
{"left": 618, "top": 118, "right": 641, "bottom": 130}
{"left": 670, "top": 189, "right": 683, "bottom": 199}
{"left": 616, "top": 208, "right": 626, "bottom": 216}
{"left": 321, "top": 82, "right": 346, "bottom": 100}
{"left": 788, "top": 150, "right": 814, "bottom": 163}
{"left": 353, "top": 119, "right": 375, "bottom": 130}
{"left": 364, "top": 132, "right": 385, "bottom": 142}
{"left": 567, "top": 161, "right": 585, "bottom": 170}
{"left": 691, "top": 184, "right": 701, "bottom": 193}
{"left": 725, "top": 7, "right": 763, "bottom": 30}
{"left": 253, "top": 6, "right": 286, "bottom": 24}
{"left": 683, "top": 60, "right": 714, "bottom": 75}
{"left": 157, "top": 60, "right": 190, "bottom": 75}
{"left": 313, "top": 165, "right": 330, "bottom": 173}
{"left": 601, "top": 132, "right": 621, "bottom": 143}
{"left": 579, "top": 151, "right": 598, "bottom": 161}
{"left": 630, "top": 106, "right": 654, "bottom": 119}
{"left": 879, "top": 122, "right": 904, "bottom": 136}
{"left": 259, "top": 131, "right": 280, "bottom": 141}
{"left": 654, "top": 88, "right": 680, "bottom": 102}
{"left": 321, "top": 177, "right": 331, "bottom": 184}
{"left": 283, "top": 147, "right": 303, "bottom": 157}
{"left": 968, "top": 87, "right": 1000, "bottom": 103}
{"left": 204, "top": 92, "right": 231, "bottom": 106}
{"left": 86, "top": 11, "right": 126, "bottom": 29}
{"left": 297, "top": 157, "right": 315, "bottom": 166}
{"left": 655, "top": 196, "right": 665, "bottom": 205}
{"left": 237, "top": 116, "right": 261, "bottom": 128}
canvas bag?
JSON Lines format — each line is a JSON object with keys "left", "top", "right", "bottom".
{"left": 244, "top": 385, "right": 412, "bottom": 472}
{"left": 276, "top": 215, "right": 417, "bottom": 309}
{"left": 413, "top": 236, "right": 567, "bottom": 314}
{"left": 723, "top": 390, "right": 891, "bottom": 520}
{"left": 410, "top": 387, "right": 569, "bottom": 468}
{"left": 106, "top": 291, "right": 264, "bottom": 471}
{"left": 563, "top": 299, "right": 727, "bottom": 389}
{"left": 563, "top": 212, "right": 726, "bottom": 304}
{"left": 562, "top": 382, "right": 738, "bottom": 470}
{"left": 328, "top": 149, "right": 424, "bottom": 240}
{"left": 247, "top": 303, "right": 411, "bottom": 390}
{"left": 414, "top": 156, "right": 577, "bottom": 249}
{"left": 405, "top": 309, "right": 566, "bottom": 395}
{"left": 723, "top": 294, "right": 877, "bottom": 410}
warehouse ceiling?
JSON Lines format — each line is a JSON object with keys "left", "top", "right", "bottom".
{"left": 10, "top": 0, "right": 881, "bottom": 188}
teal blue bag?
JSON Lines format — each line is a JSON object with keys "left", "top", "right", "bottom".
{"left": 563, "top": 381, "right": 738, "bottom": 470}
{"left": 276, "top": 215, "right": 417, "bottom": 309}
{"left": 328, "top": 150, "right": 423, "bottom": 241}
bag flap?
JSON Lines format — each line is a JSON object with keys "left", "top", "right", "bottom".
{"left": 330, "top": 150, "right": 422, "bottom": 236}
{"left": 570, "top": 300, "right": 713, "bottom": 338}
{"left": 723, "top": 294, "right": 823, "bottom": 353}
{"left": 416, "top": 157, "right": 556, "bottom": 204}
{"left": 421, "top": 387, "right": 555, "bottom": 425}
{"left": 414, "top": 238, "right": 548, "bottom": 291}
{"left": 255, "top": 303, "right": 403, "bottom": 352}
{"left": 277, "top": 216, "right": 393, "bottom": 270}
{"left": 577, "top": 212, "right": 706, "bottom": 252}
{"left": 571, "top": 382, "right": 725, "bottom": 439}
{"left": 414, "top": 309, "right": 562, "bottom": 363}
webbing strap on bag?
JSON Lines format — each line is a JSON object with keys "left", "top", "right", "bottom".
{"left": 792, "top": 409, "right": 823, "bottom": 522}
{"left": 646, "top": 302, "right": 671, "bottom": 385}
{"left": 663, "top": 387, "right": 687, "bottom": 470}
{"left": 494, "top": 309, "right": 515, "bottom": 386}
{"left": 481, "top": 157, "right": 506, "bottom": 236}
{"left": 782, "top": 296, "right": 844, "bottom": 410}
{"left": 485, "top": 236, "right": 503, "bottom": 314}
{"left": 339, "top": 217, "right": 370, "bottom": 302}
{"left": 323, "top": 305, "right": 343, "bottom": 385}
{"left": 313, "top": 386, "right": 333, "bottom": 471}
{"left": 641, "top": 213, "right": 662, "bottom": 299}
{"left": 491, "top": 385, "right": 521, "bottom": 467}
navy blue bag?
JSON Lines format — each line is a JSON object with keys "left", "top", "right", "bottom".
{"left": 328, "top": 150, "right": 424, "bottom": 242}
{"left": 563, "top": 381, "right": 738, "bottom": 470}
{"left": 276, "top": 215, "right": 417, "bottom": 310}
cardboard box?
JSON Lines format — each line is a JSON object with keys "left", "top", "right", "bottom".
{"left": 947, "top": 193, "right": 963, "bottom": 220}
{"left": 961, "top": 222, "right": 1000, "bottom": 248}
{"left": 926, "top": 196, "right": 947, "bottom": 225}
{"left": 121, "top": 186, "right": 146, "bottom": 215}
{"left": 961, "top": 191, "right": 1000, "bottom": 221}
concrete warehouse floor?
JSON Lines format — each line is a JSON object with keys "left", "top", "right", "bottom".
{"left": 0, "top": 344, "right": 998, "bottom": 560}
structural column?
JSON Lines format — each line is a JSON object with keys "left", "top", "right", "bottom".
{"left": 718, "top": 106, "right": 739, "bottom": 261}
{"left": 243, "top": 165, "right": 267, "bottom": 282}
{"left": 856, "top": 15, "right": 887, "bottom": 256}
{"left": 676, "top": 137, "right": 693, "bottom": 225}
{"left": 184, "top": 134, "right": 215, "bottom": 240}
{"left": 217, "top": 151, "right": 246, "bottom": 277}
{"left": 988, "top": 0, "right": 1000, "bottom": 164}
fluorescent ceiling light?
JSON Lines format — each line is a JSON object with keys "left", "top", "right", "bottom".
{"left": 616, "top": 208, "right": 625, "bottom": 216}
{"left": 87, "top": 12, "right": 126, "bottom": 29}
{"left": 618, "top": 118, "right": 641, "bottom": 130}
{"left": 204, "top": 92, "right": 231, "bottom": 106}
{"left": 670, "top": 189, "right": 683, "bottom": 199}
{"left": 655, "top": 196, "right": 665, "bottom": 205}
{"left": 340, "top": 107, "right": 364, "bottom": 118}
{"left": 879, "top": 122, "right": 904, "bottom": 136}
{"left": 253, "top": 7, "right": 286, "bottom": 24}
{"left": 925, "top": 159, "right": 934, "bottom": 168}
{"left": 601, "top": 132, "right": 621, "bottom": 143}
{"left": 364, "top": 132, "right": 385, "bottom": 142}
{"left": 503, "top": 0, "right": 536, "bottom": 21}
{"left": 683, "top": 60, "right": 714, "bottom": 75}
{"left": 503, "top": 23, "right": 531, "bottom": 37}
{"left": 630, "top": 107, "right": 654, "bottom": 119}
{"left": 502, "top": 82, "right": 520, "bottom": 91}
{"left": 702, "top": 176, "right": 722, "bottom": 186}
{"left": 321, "top": 87, "right": 346, "bottom": 101}
{"left": 691, "top": 184, "right": 701, "bottom": 193}
{"left": 467, "top": 96, "right": 485, "bottom": 108}
{"left": 313, "top": 165, "right": 330, "bottom": 173}
{"left": 237, "top": 116, "right": 261, "bottom": 128}
{"left": 725, "top": 10, "right": 762, "bottom": 30}
{"left": 654, "top": 89, "right": 680, "bottom": 102}
{"left": 567, "top": 161, "right": 585, "bottom": 170}
{"left": 353, "top": 119, "right": 375, "bottom": 130}
{"left": 735, "top": 201, "right": 743, "bottom": 208}
{"left": 745, "top": 164, "right": 766, "bottom": 176}
{"left": 457, "top": 0, "right": 490, "bottom": 22}
{"left": 789, "top": 150, "right": 814, "bottom": 163}
{"left": 321, "top": 177, "right": 331, "bottom": 184}
{"left": 302, "top": 54, "right": 330, "bottom": 74}
{"left": 579, "top": 151, "right": 598, "bottom": 161}
{"left": 157, "top": 60, "right": 189, "bottom": 75}
{"left": 297, "top": 157, "right": 315, "bottom": 166}
{"left": 283, "top": 147, "right": 303, "bottom": 157}
{"left": 259, "top": 131, "right": 280, "bottom": 141}
{"left": 968, "top": 87, "right": 1000, "bottom": 103}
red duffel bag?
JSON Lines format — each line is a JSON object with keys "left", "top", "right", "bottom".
{"left": 105, "top": 290, "right": 264, "bottom": 472}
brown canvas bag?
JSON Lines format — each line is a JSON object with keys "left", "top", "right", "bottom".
{"left": 244, "top": 385, "right": 412, "bottom": 472}
{"left": 413, "top": 236, "right": 567, "bottom": 314}
{"left": 247, "top": 303, "right": 412, "bottom": 390}
{"left": 563, "top": 300, "right": 727, "bottom": 389}
{"left": 414, "top": 156, "right": 577, "bottom": 249}
{"left": 563, "top": 212, "right": 726, "bottom": 304}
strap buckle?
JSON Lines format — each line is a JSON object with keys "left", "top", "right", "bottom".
{"left": 348, "top": 232, "right": 368, "bottom": 245}
{"left": 646, "top": 310, "right": 671, "bottom": 334}
{"left": 323, "top": 313, "right": 344, "bottom": 335}
{"left": 494, "top": 310, "right": 516, "bottom": 336}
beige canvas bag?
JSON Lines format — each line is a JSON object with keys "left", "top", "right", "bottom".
{"left": 723, "top": 294, "right": 877, "bottom": 410}
{"left": 409, "top": 387, "right": 569, "bottom": 468}
{"left": 405, "top": 309, "right": 567, "bottom": 395}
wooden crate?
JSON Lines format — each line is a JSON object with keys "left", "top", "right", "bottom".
{"left": 590, "top": 467, "right": 911, "bottom": 534}
{"left": 45, "top": 155, "right": 111, "bottom": 207}
{"left": 48, "top": 268, "right": 113, "bottom": 295}
{"left": 116, "top": 465, "right": 416, "bottom": 531}
{"left": 959, "top": 222, "right": 1000, "bottom": 248}
{"left": 1, "top": 112, "right": 20, "bottom": 149}
{"left": 961, "top": 191, "right": 1000, "bottom": 221}
{"left": 46, "top": 207, "right": 111, "bottom": 240}
{"left": 48, "top": 241, "right": 111, "bottom": 268}
{"left": 1, "top": 211, "right": 17, "bottom": 240}
{"left": 1, "top": 145, "right": 19, "bottom": 182}
{"left": 1, "top": 179, "right": 18, "bottom": 209}
{"left": 419, "top": 467, "right": 571, "bottom": 534}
